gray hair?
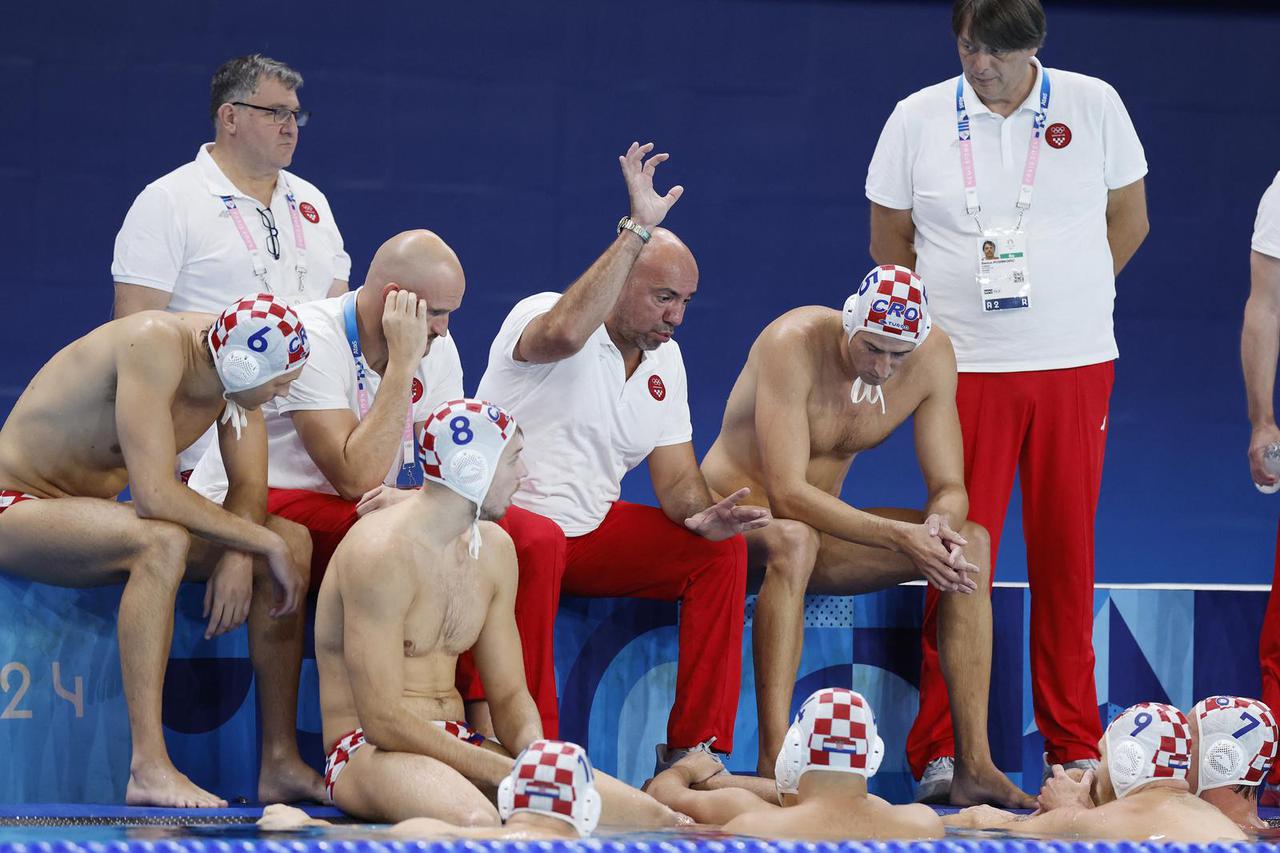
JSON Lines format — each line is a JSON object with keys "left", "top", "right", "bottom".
{"left": 209, "top": 54, "right": 304, "bottom": 124}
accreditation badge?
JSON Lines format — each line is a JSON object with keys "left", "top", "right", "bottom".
{"left": 977, "top": 229, "right": 1030, "bottom": 312}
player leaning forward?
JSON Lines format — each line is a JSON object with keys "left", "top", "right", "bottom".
{"left": 0, "top": 295, "right": 312, "bottom": 807}
{"left": 703, "top": 264, "right": 1029, "bottom": 806}
{"left": 315, "top": 399, "right": 680, "bottom": 826}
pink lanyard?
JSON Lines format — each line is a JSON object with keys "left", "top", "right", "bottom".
{"left": 220, "top": 184, "right": 309, "bottom": 295}
{"left": 955, "top": 70, "right": 1050, "bottom": 230}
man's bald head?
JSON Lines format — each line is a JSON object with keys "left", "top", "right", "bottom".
{"left": 367, "top": 230, "right": 465, "bottom": 303}
{"left": 607, "top": 228, "right": 699, "bottom": 353}
{"left": 363, "top": 229, "right": 465, "bottom": 344}
{"left": 627, "top": 227, "right": 699, "bottom": 292}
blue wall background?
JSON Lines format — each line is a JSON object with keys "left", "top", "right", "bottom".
{"left": 3, "top": 0, "right": 1280, "bottom": 584}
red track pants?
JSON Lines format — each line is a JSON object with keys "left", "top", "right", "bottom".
{"left": 906, "top": 362, "right": 1114, "bottom": 775}
{"left": 495, "top": 501, "right": 747, "bottom": 752}
{"left": 267, "top": 489, "right": 564, "bottom": 738}
{"left": 1260, "top": 525, "right": 1280, "bottom": 783}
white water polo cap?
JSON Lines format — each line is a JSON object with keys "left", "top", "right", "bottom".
{"left": 419, "top": 399, "right": 517, "bottom": 558}
{"left": 842, "top": 265, "right": 930, "bottom": 414}
{"left": 207, "top": 293, "right": 309, "bottom": 438}
{"left": 775, "top": 687, "right": 885, "bottom": 797}
{"left": 1105, "top": 702, "right": 1193, "bottom": 799}
{"left": 497, "top": 739, "right": 601, "bottom": 837}
{"left": 843, "top": 265, "right": 931, "bottom": 347}
{"left": 1191, "top": 696, "right": 1279, "bottom": 794}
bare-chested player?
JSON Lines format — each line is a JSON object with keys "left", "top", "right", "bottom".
{"left": 315, "top": 398, "right": 680, "bottom": 827}
{"left": 946, "top": 703, "right": 1247, "bottom": 842}
{"left": 646, "top": 687, "right": 943, "bottom": 840}
{"left": 1188, "top": 695, "right": 1279, "bottom": 832}
{"left": 0, "top": 294, "right": 313, "bottom": 808}
{"left": 701, "top": 263, "right": 1028, "bottom": 807}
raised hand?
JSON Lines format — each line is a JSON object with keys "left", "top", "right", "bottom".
{"left": 1249, "top": 423, "right": 1280, "bottom": 488}
{"left": 383, "top": 289, "right": 431, "bottom": 367}
{"left": 619, "top": 142, "right": 684, "bottom": 231}
{"left": 684, "top": 487, "right": 771, "bottom": 542}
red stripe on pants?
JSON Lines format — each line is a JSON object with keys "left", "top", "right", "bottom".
{"left": 906, "top": 362, "right": 1113, "bottom": 775}
{"left": 456, "top": 505, "right": 566, "bottom": 738}
{"left": 1261, "top": 521, "right": 1280, "bottom": 783}
{"left": 560, "top": 501, "right": 747, "bottom": 752}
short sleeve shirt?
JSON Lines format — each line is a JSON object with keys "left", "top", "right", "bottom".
{"left": 474, "top": 293, "right": 693, "bottom": 536}
{"left": 112, "top": 144, "right": 351, "bottom": 311}
{"left": 1253, "top": 172, "right": 1280, "bottom": 260}
{"left": 187, "top": 290, "right": 464, "bottom": 501}
{"left": 866, "top": 60, "right": 1147, "bottom": 372}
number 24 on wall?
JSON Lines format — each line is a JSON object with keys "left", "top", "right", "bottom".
{"left": 1, "top": 662, "right": 84, "bottom": 719}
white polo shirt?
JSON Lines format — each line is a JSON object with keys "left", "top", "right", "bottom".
{"left": 188, "top": 290, "right": 464, "bottom": 502}
{"left": 475, "top": 293, "right": 693, "bottom": 537}
{"left": 1253, "top": 172, "right": 1280, "bottom": 260}
{"left": 866, "top": 59, "right": 1147, "bottom": 373}
{"left": 112, "top": 143, "right": 351, "bottom": 311}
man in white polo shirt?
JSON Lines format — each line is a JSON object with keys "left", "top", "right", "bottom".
{"left": 188, "top": 230, "right": 572, "bottom": 739}
{"left": 866, "top": 0, "right": 1149, "bottom": 801}
{"left": 112, "top": 54, "right": 350, "bottom": 472}
{"left": 476, "top": 143, "right": 770, "bottom": 769}
{"left": 1242, "top": 172, "right": 1280, "bottom": 805}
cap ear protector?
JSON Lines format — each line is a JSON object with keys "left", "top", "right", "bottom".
{"left": 497, "top": 739, "right": 602, "bottom": 837}
{"left": 774, "top": 687, "right": 885, "bottom": 798}
{"left": 1192, "top": 696, "right": 1279, "bottom": 794}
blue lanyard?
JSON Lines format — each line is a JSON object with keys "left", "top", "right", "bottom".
{"left": 342, "top": 291, "right": 422, "bottom": 488}
{"left": 955, "top": 68, "right": 1050, "bottom": 220}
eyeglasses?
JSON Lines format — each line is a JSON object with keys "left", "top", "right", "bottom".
{"left": 232, "top": 101, "right": 310, "bottom": 127}
{"left": 257, "top": 207, "right": 281, "bottom": 260}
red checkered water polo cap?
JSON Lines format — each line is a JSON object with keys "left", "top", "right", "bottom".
{"left": 843, "top": 264, "right": 931, "bottom": 346}
{"left": 208, "top": 294, "right": 309, "bottom": 392}
{"left": 1105, "top": 702, "right": 1192, "bottom": 798}
{"left": 775, "top": 687, "right": 885, "bottom": 796}
{"left": 418, "top": 399, "right": 517, "bottom": 557}
{"left": 1191, "top": 696, "right": 1279, "bottom": 793}
{"left": 497, "top": 739, "right": 601, "bottom": 837}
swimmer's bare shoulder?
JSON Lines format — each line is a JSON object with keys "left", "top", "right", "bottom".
{"left": 474, "top": 522, "right": 518, "bottom": 594}
{"left": 873, "top": 801, "right": 945, "bottom": 840}
{"left": 746, "top": 308, "right": 825, "bottom": 392}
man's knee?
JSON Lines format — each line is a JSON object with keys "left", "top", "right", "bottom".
{"left": 762, "top": 520, "right": 820, "bottom": 588}
{"left": 134, "top": 521, "right": 190, "bottom": 583}
{"left": 960, "top": 520, "right": 990, "bottom": 557}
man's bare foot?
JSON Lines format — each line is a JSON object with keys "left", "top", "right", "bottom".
{"left": 258, "top": 756, "right": 328, "bottom": 804}
{"left": 950, "top": 761, "right": 1036, "bottom": 809}
{"left": 127, "top": 761, "right": 228, "bottom": 808}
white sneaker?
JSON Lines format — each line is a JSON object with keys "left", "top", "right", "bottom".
{"left": 915, "top": 755, "right": 954, "bottom": 803}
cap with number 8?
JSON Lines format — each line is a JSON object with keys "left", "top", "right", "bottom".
{"left": 418, "top": 398, "right": 517, "bottom": 557}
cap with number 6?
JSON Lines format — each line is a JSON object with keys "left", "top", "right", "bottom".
{"left": 418, "top": 398, "right": 517, "bottom": 557}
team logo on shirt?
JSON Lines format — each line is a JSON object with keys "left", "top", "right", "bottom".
{"left": 411, "top": 378, "right": 424, "bottom": 403}
{"left": 299, "top": 202, "right": 320, "bottom": 224}
{"left": 648, "top": 375, "right": 666, "bottom": 401}
{"left": 1046, "top": 123, "right": 1072, "bottom": 149}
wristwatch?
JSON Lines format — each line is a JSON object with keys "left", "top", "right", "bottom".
{"left": 616, "top": 216, "right": 651, "bottom": 244}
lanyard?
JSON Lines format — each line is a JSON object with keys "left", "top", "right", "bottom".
{"left": 342, "top": 291, "right": 422, "bottom": 487}
{"left": 220, "top": 181, "right": 309, "bottom": 295}
{"left": 955, "top": 69, "right": 1050, "bottom": 229}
